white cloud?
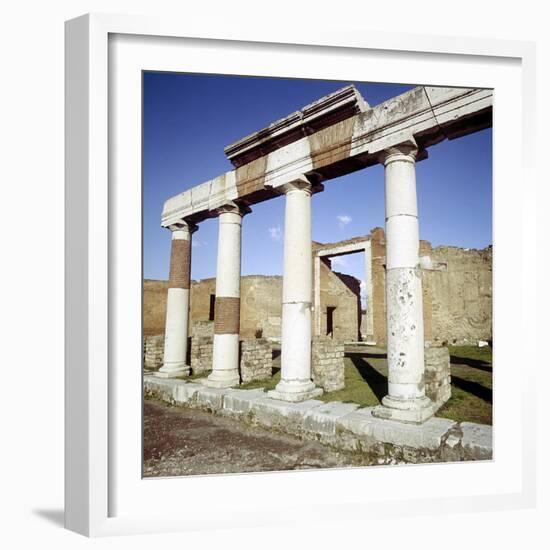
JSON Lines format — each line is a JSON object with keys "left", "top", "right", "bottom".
{"left": 360, "top": 280, "right": 367, "bottom": 307}
{"left": 192, "top": 240, "right": 207, "bottom": 248}
{"left": 330, "top": 256, "right": 348, "bottom": 268}
{"left": 268, "top": 225, "right": 282, "bottom": 241}
{"left": 337, "top": 214, "right": 352, "bottom": 228}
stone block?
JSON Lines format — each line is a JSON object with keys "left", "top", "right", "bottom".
{"left": 337, "top": 408, "right": 455, "bottom": 450}
{"left": 369, "top": 416, "right": 456, "bottom": 450}
{"left": 172, "top": 382, "right": 202, "bottom": 404}
{"left": 222, "top": 389, "right": 266, "bottom": 415}
{"left": 251, "top": 397, "right": 323, "bottom": 432}
{"left": 461, "top": 422, "right": 493, "bottom": 459}
{"left": 144, "top": 377, "right": 187, "bottom": 403}
{"left": 195, "top": 387, "right": 227, "bottom": 411}
{"left": 337, "top": 408, "right": 377, "bottom": 437}
{"left": 303, "top": 402, "right": 360, "bottom": 435}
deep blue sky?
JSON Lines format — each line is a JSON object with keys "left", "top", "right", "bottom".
{"left": 143, "top": 73, "right": 492, "bottom": 294}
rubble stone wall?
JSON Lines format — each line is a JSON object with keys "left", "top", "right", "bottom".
{"left": 424, "top": 346, "right": 452, "bottom": 407}
{"left": 312, "top": 337, "right": 345, "bottom": 392}
{"left": 239, "top": 338, "right": 272, "bottom": 383}
{"left": 190, "top": 336, "right": 213, "bottom": 375}
{"left": 143, "top": 335, "right": 164, "bottom": 371}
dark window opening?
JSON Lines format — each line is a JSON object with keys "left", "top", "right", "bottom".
{"left": 209, "top": 294, "right": 216, "bottom": 321}
{"left": 327, "top": 306, "right": 336, "bottom": 337}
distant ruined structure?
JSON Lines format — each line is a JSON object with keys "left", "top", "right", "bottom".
{"left": 144, "top": 229, "right": 492, "bottom": 346}
{"left": 150, "top": 84, "right": 492, "bottom": 423}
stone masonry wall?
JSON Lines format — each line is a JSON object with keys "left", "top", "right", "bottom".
{"left": 239, "top": 338, "right": 272, "bottom": 383}
{"left": 144, "top": 233, "right": 491, "bottom": 345}
{"left": 311, "top": 337, "right": 345, "bottom": 392}
{"left": 425, "top": 246, "right": 492, "bottom": 345}
{"left": 144, "top": 271, "right": 359, "bottom": 341}
{"left": 424, "top": 346, "right": 451, "bottom": 408}
{"left": 143, "top": 335, "right": 164, "bottom": 371}
{"left": 190, "top": 336, "right": 213, "bottom": 375}
{"left": 318, "top": 259, "right": 361, "bottom": 341}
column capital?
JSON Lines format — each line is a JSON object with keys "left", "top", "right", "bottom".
{"left": 378, "top": 139, "right": 427, "bottom": 166}
{"left": 214, "top": 201, "right": 252, "bottom": 218}
{"left": 278, "top": 175, "right": 324, "bottom": 196}
{"left": 166, "top": 219, "right": 198, "bottom": 235}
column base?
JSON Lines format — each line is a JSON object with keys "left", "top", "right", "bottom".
{"left": 202, "top": 370, "right": 240, "bottom": 389}
{"left": 372, "top": 395, "right": 435, "bottom": 424}
{"left": 155, "top": 364, "right": 190, "bottom": 379}
{"left": 267, "top": 379, "right": 323, "bottom": 402}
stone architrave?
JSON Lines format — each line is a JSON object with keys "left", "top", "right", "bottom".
{"left": 203, "top": 202, "right": 250, "bottom": 388}
{"left": 268, "top": 177, "right": 323, "bottom": 402}
{"left": 372, "top": 141, "right": 435, "bottom": 423}
{"left": 156, "top": 221, "right": 196, "bottom": 378}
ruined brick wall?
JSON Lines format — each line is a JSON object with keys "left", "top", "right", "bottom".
{"left": 144, "top": 271, "right": 358, "bottom": 341}
{"left": 311, "top": 337, "right": 345, "bottom": 392}
{"left": 369, "top": 230, "right": 492, "bottom": 345}
{"left": 143, "top": 280, "right": 169, "bottom": 336}
{"left": 143, "top": 335, "right": 164, "bottom": 371}
{"left": 143, "top": 235, "right": 491, "bottom": 345}
{"left": 424, "top": 346, "right": 451, "bottom": 407}
{"left": 318, "top": 260, "right": 361, "bottom": 341}
{"left": 239, "top": 338, "right": 272, "bottom": 383}
{"left": 190, "top": 336, "right": 213, "bottom": 374}
{"left": 425, "top": 246, "right": 492, "bottom": 345}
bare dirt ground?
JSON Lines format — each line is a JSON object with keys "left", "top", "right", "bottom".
{"left": 143, "top": 399, "right": 372, "bottom": 477}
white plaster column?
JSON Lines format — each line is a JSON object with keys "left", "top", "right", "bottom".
{"left": 156, "top": 221, "right": 196, "bottom": 378}
{"left": 268, "top": 178, "right": 322, "bottom": 402}
{"left": 204, "top": 203, "right": 249, "bottom": 388}
{"left": 372, "top": 142, "right": 435, "bottom": 423}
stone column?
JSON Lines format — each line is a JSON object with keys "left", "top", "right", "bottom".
{"left": 372, "top": 142, "right": 435, "bottom": 423}
{"left": 156, "top": 221, "right": 196, "bottom": 378}
{"left": 203, "top": 203, "right": 249, "bottom": 388}
{"left": 268, "top": 178, "right": 322, "bottom": 402}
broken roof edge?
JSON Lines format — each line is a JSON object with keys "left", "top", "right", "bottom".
{"left": 224, "top": 84, "right": 370, "bottom": 168}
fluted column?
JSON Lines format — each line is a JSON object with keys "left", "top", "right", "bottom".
{"left": 157, "top": 221, "right": 196, "bottom": 378}
{"left": 373, "top": 141, "right": 434, "bottom": 423}
{"left": 203, "top": 202, "right": 250, "bottom": 388}
{"left": 268, "top": 178, "right": 322, "bottom": 402}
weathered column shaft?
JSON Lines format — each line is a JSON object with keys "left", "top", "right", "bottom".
{"left": 204, "top": 203, "right": 247, "bottom": 388}
{"left": 373, "top": 143, "right": 434, "bottom": 423}
{"left": 268, "top": 178, "right": 322, "bottom": 402}
{"left": 157, "top": 223, "right": 194, "bottom": 378}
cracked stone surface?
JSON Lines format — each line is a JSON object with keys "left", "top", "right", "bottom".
{"left": 143, "top": 399, "right": 373, "bottom": 477}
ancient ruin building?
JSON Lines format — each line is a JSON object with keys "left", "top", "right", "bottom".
{"left": 151, "top": 84, "right": 492, "bottom": 422}
{"left": 144, "top": 228, "right": 492, "bottom": 345}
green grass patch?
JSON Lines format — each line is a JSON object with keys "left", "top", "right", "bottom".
{"left": 235, "top": 344, "right": 492, "bottom": 425}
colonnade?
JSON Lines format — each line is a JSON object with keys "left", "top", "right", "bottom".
{"left": 157, "top": 142, "right": 435, "bottom": 422}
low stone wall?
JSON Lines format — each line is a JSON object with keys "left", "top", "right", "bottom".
{"left": 192, "top": 320, "right": 214, "bottom": 338}
{"left": 190, "top": 336, "right": 213, "bottom": 375}
{"left": 312, "top": 337, "right": 345, "bottom": 392}
{"left": 425, "top": 346, "right": 452, "bottom": 408}
{"left": 144, "top": 376, "right": 493, "bottom": 464}
{"left": 239, "top": 338, "right": 272, "bottom": 383}
{"left": 144, "top": 335, "right": 164, "bottom": 371}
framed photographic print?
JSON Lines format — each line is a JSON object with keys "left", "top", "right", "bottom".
{"left": 65, "top": 13, "right": 536, "bottom": 536}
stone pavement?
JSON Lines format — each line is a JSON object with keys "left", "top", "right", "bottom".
{"left": 144, "top": 399, "right": 372, "bottom": 477}
{"left": 144, "top": 375, "right": 492, "bottom": 465}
